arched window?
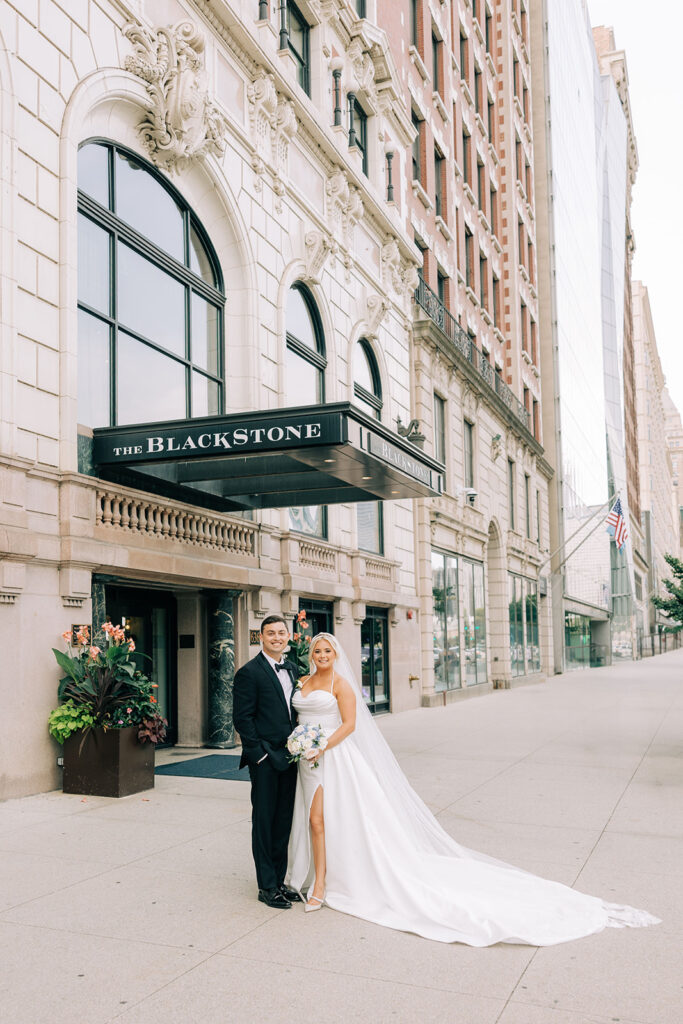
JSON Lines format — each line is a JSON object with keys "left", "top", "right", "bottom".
{"left": 76, "top": 141, "right": 224, "bottom": 428}
{"left": 284, "top": 284, "right": 326, "bottom": 406}
{"left": 353, "top": 339, "right": 382, "bottom": 419}
{"left": 353, "top": 340, "right": 384, "bottom": 554}
{"left": 286, "top": 283, "right": 327, "bottom": 537}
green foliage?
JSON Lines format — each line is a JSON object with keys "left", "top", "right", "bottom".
{"left": 48, "top": 701, "right": 95, "bottom": 744}
{"left": 49, "top": 625, "right": 167, "bottom": 745}
{"left": 651, "top": 553, "right": 683, "bottom": 631}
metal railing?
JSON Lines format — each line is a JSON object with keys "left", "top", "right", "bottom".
{"left": 414, "top": 278, "right": 530, "bottom": 431}
{"left": 638, "top": 631, "right": 682, "bottom": 658}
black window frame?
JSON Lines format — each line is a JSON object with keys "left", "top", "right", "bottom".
{"left": 76, "top": 139, "right": 225, "bottom": 429}
{"left": 412, "top": 110, "right": 423, "bottom": 184}
{"left": 287, "top": 1, "right": 310, "bottom": 97}
{"left": 286, "top": 281, "right": 327, "bottom": 398}
{"left": 353, "top": 338, "right": 382, "bottom": 419}
{"left": 432, "top": 31, "right": 441, "bottom": 96}
{"left": 351, "top": 96, "right": 369, "bottom": 175}
{"left": 434, "top": 147, "right": 445, "bottom": 218}
{"left": 464, "top": 419, "right": 474, "bottom": 488}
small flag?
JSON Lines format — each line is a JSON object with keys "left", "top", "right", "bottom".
{"left": 605, "top": 497, "right": 628, "bottom": 550}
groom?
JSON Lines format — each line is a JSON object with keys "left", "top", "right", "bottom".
{"left": 233, "top": 614, "right": 302, "bottom": 909}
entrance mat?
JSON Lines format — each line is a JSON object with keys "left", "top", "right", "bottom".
{"left": 155, "top": 754, "right": 248, "bottom": 781}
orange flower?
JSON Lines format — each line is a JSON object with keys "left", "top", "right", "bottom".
{"left": 61, "top": 630, "right": 72, "bottom": 643}
{"left": 128, "top": 640, "right": 136, "bottom": 652}
{"left": 88, "top": 646, "right": 101, "bottom": 659}
{"left": 150, "top": 696, "right": 157, "bottom": 703}
{"left": 297, "top": 610, "right": 307, "bottom": 623}
{"left": 151, "top": 683, "right": 158, "bottom": 688}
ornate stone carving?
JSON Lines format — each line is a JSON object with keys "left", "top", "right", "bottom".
{"left": 123, "top": 21, "right": 229, "bottom": 173}
{"left": 247, "top": 67, "right": 278, "bottom": 159}
{"left": 365, "top": 294, "right": 390, "bottom": 339}
{"left": 325, "top": 168, "right": 364, "bottom": 249}
{"left": 303, "top": 230, "right": 336, "bottom": 284}
{"left": 381, "top": 238, "right": 403, "bottom": 295}
{"left": 347, "top": 38, "right": 376, "bottom": 96}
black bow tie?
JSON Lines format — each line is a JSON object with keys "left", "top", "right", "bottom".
{"left": 274, "top": 663, "right": 290, "bottom": 674}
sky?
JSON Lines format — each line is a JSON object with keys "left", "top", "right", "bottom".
{"left": 587, "top": 0, "right": 683, "bottom": 416}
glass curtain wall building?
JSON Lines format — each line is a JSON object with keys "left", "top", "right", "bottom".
{"left": 532, "top": 0, "right": 637, "bottom": 670}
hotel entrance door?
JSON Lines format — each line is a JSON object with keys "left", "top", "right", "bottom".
{"left": 105, "top": 586, "right": 178, "bottom": 746}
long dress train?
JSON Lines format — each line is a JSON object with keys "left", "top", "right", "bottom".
{"left": 285, "top": 685, "right": 659, "bottom": 947}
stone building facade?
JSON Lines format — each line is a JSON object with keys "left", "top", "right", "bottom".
{"left": 0, "top": 0, "right": 552, "bottom": 799}
{"left": 632, "top": 281, "right": 678, "bottom": 634}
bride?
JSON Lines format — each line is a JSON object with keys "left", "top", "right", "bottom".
{"left": 285, "top": 632, "right": 659, "bottom": 946}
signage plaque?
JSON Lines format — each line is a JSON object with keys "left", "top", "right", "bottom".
{"left": 365, "top": 433, "right": 443, "bottom": 492}
{"left": 94, "top": 411, "right": 346, "bottom": 465}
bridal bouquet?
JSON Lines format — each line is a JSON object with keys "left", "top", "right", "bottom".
{"left": 287, "top": 723, "right": 328, "bottom": 769}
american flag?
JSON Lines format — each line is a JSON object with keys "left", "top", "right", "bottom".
{"left": 605, "top": 497, "right": 628, "bottom": 550}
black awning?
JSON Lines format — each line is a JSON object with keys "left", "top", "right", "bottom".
{"left": 91, "top": 403, "right": 443, "bottom": 513}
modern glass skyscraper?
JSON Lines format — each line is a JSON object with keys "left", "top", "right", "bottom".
{"left": 531, "top": 0, "right": 638, "bottom": 670}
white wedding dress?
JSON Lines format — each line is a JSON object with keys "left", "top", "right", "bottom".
{"left": 285, "top": 650, "right": 659, "bottom": 947}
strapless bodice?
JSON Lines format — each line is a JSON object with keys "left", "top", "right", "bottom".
{"left": 292, "top": 687, "right": 340, "bottom": 729}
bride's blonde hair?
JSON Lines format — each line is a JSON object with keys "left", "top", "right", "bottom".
{"left": 308, "top": 632, "right": 340, "bottom": 666}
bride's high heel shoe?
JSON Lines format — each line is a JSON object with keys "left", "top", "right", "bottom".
{"left": 304, "top": 894, "right": 325, "bottom": 913}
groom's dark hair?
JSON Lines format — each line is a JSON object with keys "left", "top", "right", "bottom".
{"left": 260, "top": 614, "right": 288, "bottom": 632}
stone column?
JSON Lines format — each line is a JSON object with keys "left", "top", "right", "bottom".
{"left": 206, "top": 590, "right": 241, "bottom": 748}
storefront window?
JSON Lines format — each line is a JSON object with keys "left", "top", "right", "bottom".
{"left": 361, "top": 608, "right": 389, "bottom": 713}
{"left": 564, "top": 611, "right": 591, "bottom": 670}
{"left": 463, "top": 559, "right": 487, "bottom": 686}
{"left": 76, "top": 141, "right": 224, "bottom": 429}
{"left": 432, "top": 550, "right": 460, "bottom": 691}
{"left": 509, "top": 574, "right": 541, "bottom": 676}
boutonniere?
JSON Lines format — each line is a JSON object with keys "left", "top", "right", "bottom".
{"left": 295, "top": 679, "right": 304, "bottom": 690}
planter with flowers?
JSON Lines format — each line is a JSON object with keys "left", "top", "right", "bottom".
{"left": 49, "top": 624, "right": 167, "bottom": 797}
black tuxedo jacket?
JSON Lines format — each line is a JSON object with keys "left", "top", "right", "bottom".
{"left": 233, "top": 652, "right": 298, "bottom": 771}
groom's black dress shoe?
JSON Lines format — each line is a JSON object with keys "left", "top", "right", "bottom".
{"left": 279, "top": 885, "right": 302, "bottom": 903}
{"left": 258, "top": 888, "right": 292, "bottom": 909}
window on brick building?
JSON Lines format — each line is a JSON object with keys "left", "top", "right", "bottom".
{"left": 437, "top": 269, "right": 447, "bottom": 305}
{"left": 410, "top": 0, "right": 420, "bottom": 49}
{"left": 487, "top": 97, "right": 495, "bottom": 143}
{"left": 76, "top": 141, "right": 224, "bottom": 429}
{"left": 412, "top": 111, "right": 423, "bottom": 184}
{"left": 465, "top": 227, "right": 474, "bottom": 289}
{"left": 521, "top": 0, "right": 529, "bottom": 46}
{"left": 530, "top": 318, "right": 537, "bottom": 364}
{"left": 490, "top": 184, "right": 498, "bottom": 235}
{"left": 485, "top": 5, "right": 493, "bottom": 53}
{"left": 513, "top": 56, "right": 520, "bottom": 100}
{"left": 477, "top": 159, "right": 485, "bottom": 213}
{"left": 432, "top": 31, "right": 442, "bottom": 96}
{"left": 474, "top": 67, "right": 482, "bottom": 116}
{"left": 533, "top": 397, "right": 540, "bottom": 440}
{"left": 288, "top": 2, "right": 310, "bottom": 96}
{"left": 460, "top": 29, "right": 468, "bottom": 84}
{"left": 525, "top": 159, "right": 532, "bottom": 199}
{"left": 516, "top": 136, "right": 523, "bottom": 182}
{"left": 518, "top": 219, "right": 525, "bottom": 267}
{"left": 523, "top": 83, "right": 529, "bottom": 123}
{"left": 520, "top": 300, "right": 528, "bottom": 351}
{"left": 492, "top": 273, "right": 500, "bottom": 327}
{"left": 528, "top": 238, "right": 534, "bottom": 283}
{"left": 462, "top": 128, "right": 471, "bottom": 186}
{"left": 434, "top": 148, "right": 445, "bottom": 218}
{"left": 479, "top": 253, "right": 488, "bottom": 309}
{"left": 472, "top": 0, "right": 479, "bottom": 23}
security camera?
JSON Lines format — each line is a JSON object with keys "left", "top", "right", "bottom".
{"left": 464, "top": 488, "right": 477, "bottom": 505}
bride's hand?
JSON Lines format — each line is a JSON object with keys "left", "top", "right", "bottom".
{"left": 304, "top": 748, "right": 323, "bottom": 761}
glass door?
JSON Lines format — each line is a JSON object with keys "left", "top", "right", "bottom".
{"left": 105, "top": 585, "right": 177, "bottom": 745}
{"left": 297, "top": 599, "right": 333, "bottom": 640}
{"left": 360, "top": 608, "right": 389, "bottom": 713}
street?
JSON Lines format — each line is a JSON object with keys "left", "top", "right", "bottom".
{"left": 1, "top": 651, "right": 682, "bottom": 1024}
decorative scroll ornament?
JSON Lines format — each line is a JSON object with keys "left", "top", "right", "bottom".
{"left": 347, "top": 38, "right": 376, "bottom": 96}
{"left": 247, "top": 68, "right": 278, "bottom": 160}
{"left": 246, "top": 68, "right": 298, "bottom": 207}
{"left": 326, "top": 168, "right": 364, "bottom": 250}
{"left": 381, "top": 238, "right": 419, "bottom": 301}
{"left": 365, "top": 294, "right": 390, "bottom": 339}
{"left": 123, "top": 21, "right": 229, "bottom": 173}
{"left": 303, "top": 230, "right": 336, "bottom": 284}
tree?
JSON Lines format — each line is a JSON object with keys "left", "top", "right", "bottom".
{"left": 652, "top": 553, "right": 683, "bottom": 631}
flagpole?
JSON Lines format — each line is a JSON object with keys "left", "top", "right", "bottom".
{"left": 537, "top": 493, "right": 617, "bottom": 573}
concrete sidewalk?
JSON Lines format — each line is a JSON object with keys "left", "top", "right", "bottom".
{"left": 1, "top": 652, "right": 682, "bottom": 1024}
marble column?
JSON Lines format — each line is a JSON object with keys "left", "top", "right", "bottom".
{"left": 206, "top": 591, "right": 241, "bottom": 748}
{"left": 91, "top": 578, "right": 107, "bottom": 649}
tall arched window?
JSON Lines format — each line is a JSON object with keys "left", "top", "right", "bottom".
{"left": 286, "top": 283, "right": 327, "bottom": 536}
{"left": 353, "top": 340, "right": 384, "bottom": 554}
{"left": 76, "top": 141, "right": 224, "bottom": 428}
{"left": 353, "top": 339, "right": 382, "bottom": 419}
{"left": 284, "top": 284, "right": 326, "bottom": 406}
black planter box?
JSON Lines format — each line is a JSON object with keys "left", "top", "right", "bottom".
{"left": 63, "top": 726, "right": 155, "bottom": 797}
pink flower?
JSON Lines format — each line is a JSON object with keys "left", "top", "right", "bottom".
{"left": 126, "top": 707, "right": 132, "bottom": 714}
{"left": 128, "top": 640, "right": 136, "bottom": 652}
{"left": 88, "top": 646, "right": 101, "bottom": 659}
{"left": 61, "top": 630, "right": 72, "bottom": 643}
